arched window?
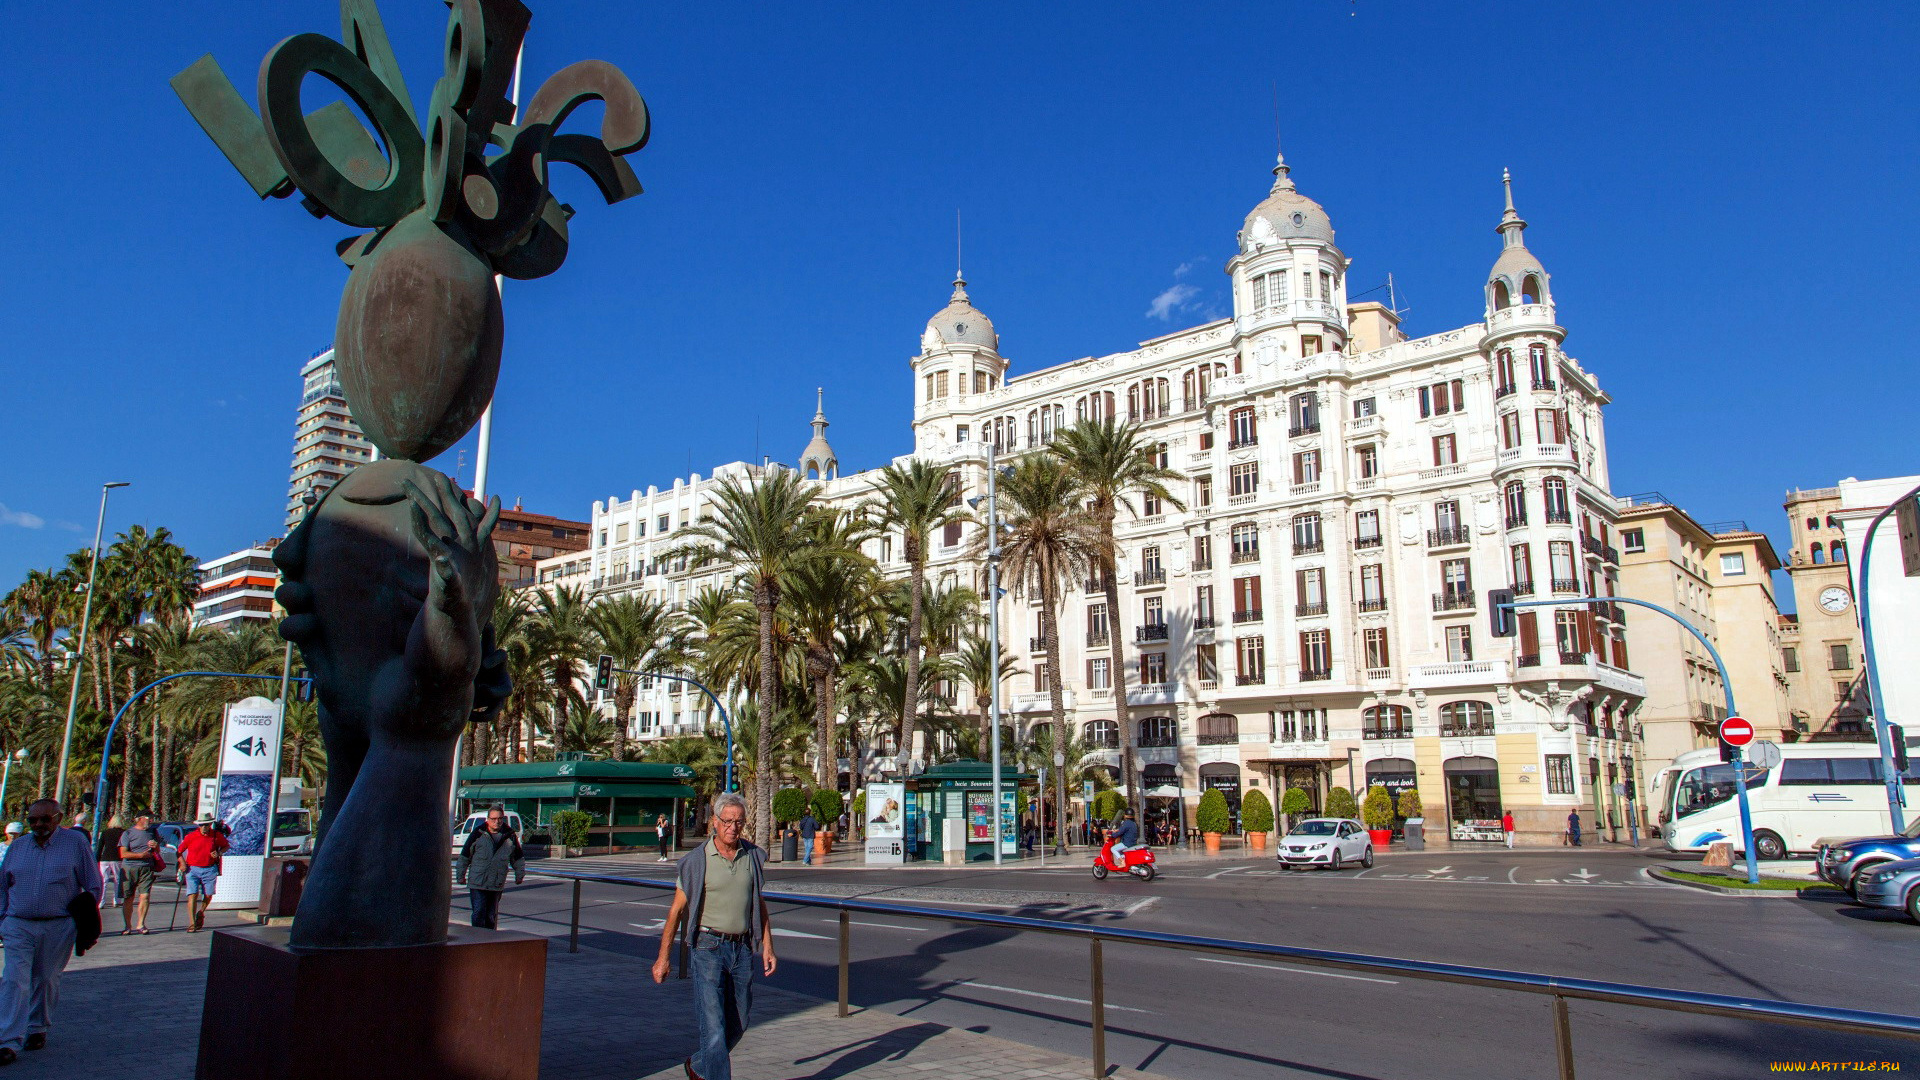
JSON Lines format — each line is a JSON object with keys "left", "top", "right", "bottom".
{"left": 1362, "top": 704, "right": 1412, "bottom": 738}
{"left": 1439, "top": 700, "right": 1495, "bottom": 736}
{"left": 1811, "top": 543, "right": 1826, "bottom": 564}
{"left": 1520, "top": 274, "right": 1543, "bottom": 305}
{"left": 1085, "top": 719, "right": 1119, "bottom": 749}
{"left": 1197, "top": 713, "right": 1238, "bottom": 745}
{"left": 1832, "top": 541, "right": 1848, "bottom": 563}
{"left": 1138, "top": 716, "right": 1176, "bottom": 748}
{"left": 1492, "top": 279, "right": 1512, "bottom": 309}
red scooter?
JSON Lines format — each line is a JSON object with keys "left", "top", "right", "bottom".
{"left": 1091, "top": 834, "right": 1156, "bottom": 881}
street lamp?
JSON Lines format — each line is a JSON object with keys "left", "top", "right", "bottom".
{"left": 969, "top": 445, "right": 1010, "bottom": 864}
{"left": 55, "top": 480, "right": 129, "bottom": 805}
{"left": 0, "top": 748, "right": 25, "bottom": 822}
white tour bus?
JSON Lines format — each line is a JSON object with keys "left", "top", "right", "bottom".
{"left": 1653, "top": 741, "right": 1919, "bottom": 861}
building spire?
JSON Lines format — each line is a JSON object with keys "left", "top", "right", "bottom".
{"left": 1498, "top": 167, "right": 1527, "bottom": 248}
{"left": 1270, "top": 146, "right": 1295, "bottom": 195}
{"left": 800, "top": 387, "right": 837, "bottom": 480}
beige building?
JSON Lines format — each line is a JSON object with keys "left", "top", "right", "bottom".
{"left": 1615, "top": 496, "right": 1788, "bottom": 777}
{"left": 1780, "top": 487, "right": 1870, "bottom": 739}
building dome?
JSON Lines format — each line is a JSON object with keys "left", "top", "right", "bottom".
{"left": 1487, "top": 169, "right": 1551, "bottom": 307}
{"left": 925, "top": 278, "right": 998, "bottom": 350}
{"left": 1242, "top": 152, "right": 1335, "bottom": 248}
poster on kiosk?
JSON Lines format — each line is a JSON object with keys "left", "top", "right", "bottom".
{"left": 209, "top": 696, "right": 281, "bottom": 908}
{"left": 864, "top": 782, "right": 906, "bottom": 864}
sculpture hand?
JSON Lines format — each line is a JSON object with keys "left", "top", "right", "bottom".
{"left": 399, "top": 473, "right": 500, "bottom": 737}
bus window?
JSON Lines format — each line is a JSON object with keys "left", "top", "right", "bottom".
{"left": 1830, "top": 758, "right": 1881, "bottom": 785}
{"left": 1780, "top": 759, "right": 1829, "bottom": 785}
{"left": 1675, "top": 764, "right": 1769, "bottom": 817}
{"left": 1779, "top": 758, "right": 1883, "bottom": 785}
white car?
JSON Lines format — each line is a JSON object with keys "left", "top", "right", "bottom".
{"left": 1277, "top": 817, "right": 1374, "bottom": 871}
{"left": 451, "top": 810, "right": 525, "bottom": 855}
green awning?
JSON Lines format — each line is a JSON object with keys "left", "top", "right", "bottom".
{"left": 455, "top": 781, "right": 698, "bottom": 801}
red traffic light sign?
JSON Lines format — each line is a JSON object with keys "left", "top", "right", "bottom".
{"left": 1719, "top": 716, "right": 1755, "bottom": 747}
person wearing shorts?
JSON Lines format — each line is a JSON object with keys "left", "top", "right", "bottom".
{"left": 117, "top": 814, "right": 159, "bottom": 934}
{"left": 177, "top": 818, "right": 226, "bottom": 932}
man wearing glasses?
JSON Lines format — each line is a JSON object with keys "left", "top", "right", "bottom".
{"left": 455, "top": 807, "right": 524, "bottom": 930}
{"left": 0, "top": 799, "right": 103, "bottom": 1065}
{"left": 652, "top": 792, "right": 775, "bottom": 1080}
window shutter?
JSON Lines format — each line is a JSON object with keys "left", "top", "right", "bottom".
{"left": 1518, "top": 611, "right": 1539, "bottom": 654}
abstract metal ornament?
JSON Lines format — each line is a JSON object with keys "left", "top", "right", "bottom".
{"left": 174, "top": 0, "right": 648, "bottom": 463}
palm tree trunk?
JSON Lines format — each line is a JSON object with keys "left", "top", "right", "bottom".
{"left": 149, "top": 690, "right": 161, "bottom": 813}
{"left": 899, "top": 542, "right": 925, "bottom": 769}
{"left": 612, "top": 679, "right": 633, "bottom": 763}
{"left": 753, "top": 579, "right": 780, "bottom": 848}
{"left": 1099, "top": 515, "right": 1141, "bottom": 823}
{"left": 812, "top": 659, "right": 835, "bottom": 790}
{"left": 1041, "top": 571, "right": 1069, "bottom": 854}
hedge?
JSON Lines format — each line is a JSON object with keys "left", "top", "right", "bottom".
{"left": 1241, "top": 788, "right": 1275, "bottom": 833}
{"left": 772, "top": 787, "right": 812, "bottom": 825}
{"left": 1362, "top": 785, "right": 1395, "bottom": 828}
{"left": 811, "top": 788, "right": 843, "bottom": 825}
{"left": 550, "top": 810, "right": 593, "bottom": 849}
{"left": 1325, "top": 786, "right": 1360, "bottom": 820}
{"left": 1396, "top": 787, "right": 1423, "bottom": 820}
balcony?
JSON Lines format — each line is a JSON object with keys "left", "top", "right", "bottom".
{"left": 1296, "top": 601, "right": 1328, "bottom": 617}
{"left": 1532, "top": 376, "right": 1557, "bottom": 391}
{"left": 1192, "top": 616, "right": 1216, "bottom": 630}
{"left": 1412, "top": 659, "right": 1509, "bottom": 687}
{"left": 1197, "top": 730, "right": 1240, "bottom": 746}
{"left": 1192, "top": 558, "right": 1212, "bottom": 572}
{"left": 1085, "top": 630, "right": 1110, "bottom": 647}
{"left": 1299, "top": 668, "right": 1332, "bottom": 682}
{"left": 1357, "top": 597, "right": 1388, "bottom": 612}
{"left": 1291, "top": 481, "right": 1322, "bottom": 496}
{"left": 1084, "top": 577, "right": 1109, "bottom": 593}
{"left": 1580, "top": 534, "right": 1604, "bottom": 557}
{"left": 1136, "top": 624, "right": 1169, "bottom": 643}
{"left": 1229, "top": 492, "right": 1258, "bottom": 506}
{"left": 1364, "top": 667, "right": 1392, "bottom": 681}
{"left": 1135, "top": 569, "right": 1166, "bottom": 587}
{"left": 1232, "top": 608, "right": 1264, "bottom": 624}
{"left": 1235, "top": 672, "right": 1265, "bottom": 686}
{"left": 1427, "top": 526, "right": 1472, "bottom": 548}
{"left": 1512, "top": 579, "right": 1535, "bottom": 597}
{"left": 1029, "top": 637, "right": 1049, "bottom": 652}
{"left": 1441, "top": 720, "right": 1497, "bottom": 737}
{"left": 1432, "top": 592, "right": 1476, "bottom": 612}
{"left": 1495, "top": 382, "right": 1518, "bottom": 400}
{"left": 1550, "top": 577, "right": 1581, "bottom": 594}
{"left": 1559, "top": 650, "right": 1588, "bottom": 665}
{"left": 1545, "top": 508, "right": 1573, "bottom": 525}
{"left": 1293, "top": 539, "right": 1325, "bottom": 555}
{"left": 1517, "top": 653, "right": 1541, "bottom": 668}
{"left": 1505, "top": 512, "right": 1528, "bottom": 529}
{"left": 1228, "top": 435, "right": 1259, "bottom": 450}
{"left": 1419, "top": 464, "right": 1468, "bottom": 481}
{"left": 1230, "top": 549, "right": 1261, "bottom": 565}
{"left": 1288, "top": 423, "right": 1321, "bottom": 438}
{"left": 1354, "top": 535, "right": 1383, "bottom": 550}
{"left": 1495, "top": 444, "right": 1570, "bottom": 471}
{"left": 1363, "top": 726, "right": 1413, "bottom": 740}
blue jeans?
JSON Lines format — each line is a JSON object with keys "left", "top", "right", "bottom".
{"left": 468, "top": 888, "right": 501, "bottom": 929}
{"left": 801, "top": 835, "right": 814, "bottom": 864}
{"left": 689, "top": 936, "right": 755, "bottom": 1080}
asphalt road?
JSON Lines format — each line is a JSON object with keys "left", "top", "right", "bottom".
{"left": 483, "top": 848, "right": 1920, "bottom": 1080}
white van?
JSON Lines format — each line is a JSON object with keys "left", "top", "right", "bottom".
{"left": 451, "top": 810, "right": 525, "bottom": 855}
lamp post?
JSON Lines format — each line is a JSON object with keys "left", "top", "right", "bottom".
{"left": 55, "top": 480, "right": 129, "bottom": 805}
{"left": 0, "top": 748, "right": 25, "bottom": 822}
{"left": 969, "top": 445, "right": 1009, "bottom": 864}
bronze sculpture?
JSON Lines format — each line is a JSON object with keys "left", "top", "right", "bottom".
{"left": 175, "top": 0, "right": 647, "bottom": 949}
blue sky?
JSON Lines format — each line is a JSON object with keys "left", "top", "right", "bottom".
{"left": 3, "top": 3, "right": 1916, "bottom": 608}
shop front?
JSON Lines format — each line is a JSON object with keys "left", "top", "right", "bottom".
{"left": 455, "top": 759, "right": 698, "bottom": 851}
{"left": 1140, "top": 763, "right": 1189, "bottom": 844}
{"left": 1198, "top": 762, "right": 1242, "bottom": 833}
{"left": 913, "top": 759, "right": 1035, "bottom": 863}
{"left": 1443, "top": 755, "right": 1504, "bottom": 843}
{"left": 1365, "top": 756, "right": 1419, "bottom": 833}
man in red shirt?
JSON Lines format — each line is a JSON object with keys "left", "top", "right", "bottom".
{"left": 176, "top": 818, "right": 227, "bottom": 933}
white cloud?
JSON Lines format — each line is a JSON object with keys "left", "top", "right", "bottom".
{"left": 0, "top": 503, "right": 45, "bottom": 529}
{"left": 1146, "top": 283, "right": 1201, "bottom": 321}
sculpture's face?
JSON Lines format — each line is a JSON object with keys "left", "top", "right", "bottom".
{"left": 290, "top": 460, "right": 499, "bottom": 722}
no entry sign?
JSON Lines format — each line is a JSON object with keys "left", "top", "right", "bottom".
{"left": 1719, "top": 716, "right": 1755, "bottom": 747}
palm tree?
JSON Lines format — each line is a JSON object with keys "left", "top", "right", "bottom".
{"left": 488, "top": 591, "right": 542, "bottom": 763}
{"left": 556, "top": 706, "right": 618, "bottom": 757}
{"left": 953, "top": 630, "right": 1021, "bottom": 746}
{"left": 781, "top": 508, "right": 881, "bottom": 788}
{"left": 2, "top": 570, "right": 65, "bottom": 687}
{"left": 974, "top": 454, "right": 1101, "bottom": 851}
{"left": 677, "top": 469, "right": 825, "bottom": 845}
{"left": 1052, "top": 417, "right": 1186, "bottom": 820}
{"left": 525, "top": 585, "right": 597, "bottom": 760}
{"left": 863, "top": 460, "right": 965, "bottom": 775}
{"left": 587, "top": 592, "right": 688, "bottom": 761}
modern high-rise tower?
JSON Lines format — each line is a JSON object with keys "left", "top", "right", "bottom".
{"left": 286, "top": 347, "right": 373, "bottom": 528}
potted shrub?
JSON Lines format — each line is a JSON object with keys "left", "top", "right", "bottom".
{"left": 1396, "top": 787, "right": 1422, "bottom": 822}
{"left": 1240, "top": 789, "right": 1274, "bottom": 850}
{"left": 811, "top": 789, "right": 843, "bottom": 857}
{"left": 772, "top": 787, "right": 811, "bottom": 861}
{"left": 1280, "top": 786, "right": 1311, "bottom": 833}
{"left": 1397, "top": 787, "right": 1426, "bottom": 850}
{"left": 1325, "top": 785, "right": 1359, "bottom": 821}
{"left": 1196, "top": 789, "right": 1231, "bottom": 852}
{"left": 1362, "top": 785, "right": 1395, "bottom": 849}
{"left": 550, "top": 810, "right": 593, "bottom": 858}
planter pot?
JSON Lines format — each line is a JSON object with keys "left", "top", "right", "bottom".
{"left": 813, "top": 835, "right": 830, "bottom": 860}
{"left": 1203, "top": 832, "right": 1222, "bottom": 853}
{"left": 1368, "top": 829, "right": 1393, "bottom": 849}
{"left": 1248, "top": 832, "right": 1269, "bottom": 851}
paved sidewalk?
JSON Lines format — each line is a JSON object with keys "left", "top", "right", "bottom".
{"left": 40, "top": 907, "right": 1157, "bottom": 1080}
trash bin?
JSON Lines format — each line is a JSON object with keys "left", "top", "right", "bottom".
{"left": 1402, "top": 819, "right": 1425, "bottom": 851}
{"left": 259, "top": 856, "right": 310, "bottom": 917}
{"left": 781, "top": 830, "right": 799, "bottom": 862}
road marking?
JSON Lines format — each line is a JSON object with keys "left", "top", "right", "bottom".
{"left": 1427, "top": 866, "right": 1454, "bottom": 875}
{"left": 1196, "top": 957, "right": 1398, "bottom": 984}
{"left": 629, "top": 921, "right": 664, "bottom": 930}
{"left": 1571, "top": 868, "right": 1598, "bottom": 880}
{"left": 772, "top": 928, "right": 832, "bottom": 940}
{"left": 848, "top": 920, "right": 930, "bottom": 933}
{"left": 1206, "top": 866, "right": 1251, "bottom": 879}
{"left": 953, "top": 981, "right": 1150, "bottom": 1012}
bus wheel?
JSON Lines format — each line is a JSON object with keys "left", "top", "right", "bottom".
{"left": 1752, "top": 829, "right": 1786, "bottom": 863}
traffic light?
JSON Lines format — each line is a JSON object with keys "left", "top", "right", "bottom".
{"left": 1892, "top": 724, "right": 1910, "bottom": 775}
{"left": 594, "top": 654, "right": 614, "bottom": 691}
{"left": 1488, "top": 589, "right": 1516, "bottom": 638}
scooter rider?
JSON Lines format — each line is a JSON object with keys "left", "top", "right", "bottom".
{"left": 1109, "top": 809, "right": 1140, "bottom": 859}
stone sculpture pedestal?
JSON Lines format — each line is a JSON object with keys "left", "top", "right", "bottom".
{"left": 195, "top": 924, "right": 546, "bottom": 1080}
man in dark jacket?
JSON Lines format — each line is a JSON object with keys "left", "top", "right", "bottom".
{"left": 798, "top": 810, "right": 819, "bottom": 866}
{"left": 455, "top": 808, "right": 524, "bottom": 930}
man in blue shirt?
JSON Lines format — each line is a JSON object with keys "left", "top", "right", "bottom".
{"left": 1110, "top": 809, "right": 1141, "bottom": 858}
{"left": 0, "top": 799, "right": 103, "bottom": 1064}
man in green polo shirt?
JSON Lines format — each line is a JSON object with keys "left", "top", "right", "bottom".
{"left": 653, "top": 792, "right": 774, "bottom": 1080}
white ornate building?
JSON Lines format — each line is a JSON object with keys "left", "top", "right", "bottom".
{"left": 548, "top": 155, "right": 1649, "bottom": 844}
